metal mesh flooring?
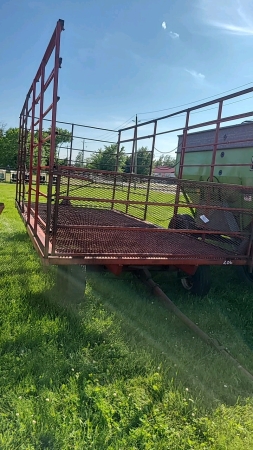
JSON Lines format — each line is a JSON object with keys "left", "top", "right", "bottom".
{"left": 32, "top": 204, "right": 234, "bottom": 260}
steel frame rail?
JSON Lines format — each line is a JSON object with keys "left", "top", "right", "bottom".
{"left": 17, "top": 19, "right": 64, "bottom": 257}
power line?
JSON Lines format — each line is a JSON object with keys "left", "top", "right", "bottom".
{"left": 93, "top": 116, "right": 136, "bottom": 140}
{"left": 159, "top": 94, "right": 253, "bottom": 122}
{"left": 137, "top": 81, "right": 253, "bottom": 115}
{"left": 155, "top": 146, "right": 177, "bottom": 154}
{"left": 145, "top": 94, "right": 253, "bottom": 156}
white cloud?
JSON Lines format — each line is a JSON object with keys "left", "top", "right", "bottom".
{"left": 185, "top": 69, "right": 205, "bottom": 80}
{"left": 199, "top": 0, "right": 253, "bottom": 36}
{"left": 209, "top": 20, "right": 253, "bottom": 35}
{"left": 162, "top": 21, "right": 167, "bottom": 30}
{"left": 169, "top": 31, "right": 179, "bottom": 39}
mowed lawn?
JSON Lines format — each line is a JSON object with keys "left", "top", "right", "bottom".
{"left": 0, "top": 183, "right": 253, "bottom": 449}
{"left": 35, "top": 176, "right": 190, "bottom": 228}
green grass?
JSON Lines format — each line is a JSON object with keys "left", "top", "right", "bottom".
{"left": 29, "top": 178, "right": 190, "bottom": 228}
{"left": 1, "top": 184, "right": 253, "bottom": 448}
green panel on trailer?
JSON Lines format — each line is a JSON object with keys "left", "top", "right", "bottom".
{"left": 175, "top": 122, "right": 253, "bottom": 230}
{"left": 175, "top": 147, "right": 253, "bottom": 186}
{"left": 175, "top": 121, "right": 253, "bottom": 186}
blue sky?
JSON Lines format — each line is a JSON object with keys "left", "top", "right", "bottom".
{"left": 1, "top": 0, "right": 253, "bottom": 156}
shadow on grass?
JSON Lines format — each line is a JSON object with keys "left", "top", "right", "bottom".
{"left": 211, "top": 266, "right": 253, "bottom": 350}
{"left": 0, "top": 268, "right": 149, "bottom": 390}
{"left": 1, "top": 226, "right": 253, "bottom": 410}
{"left": 83, "top": 268, "right": 253, "bottom": 406}
{"left": 151, "top": 265, "right": 253, "bottom": 351}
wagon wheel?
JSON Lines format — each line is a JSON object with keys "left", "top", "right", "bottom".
{"left": 235, "top": 238, "right": 253, "bottom": 285}
{"left": 180, "top": 266, "right": 211, "bottom": 297}
{"left": 168, "top": 213, "right": 196, "bottom": 230}
{"left": 181, "top": 214, "right": 196, "bottom": 228}
{"left": 237, "top": 265, "right": 253, "bottom": 284}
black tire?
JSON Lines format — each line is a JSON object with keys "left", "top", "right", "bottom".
{"left": 236, "top": 265, "right": 253, "bottom": 285}
{"left": 181, "top": 266, "right": 211, "bottom": 297}
{"left": 168, "top": 213, "right": 196, "bottom": 230}
{"left": 234, "top": 238, "right": 253, "bottom": 285}
{"left": 181, "top": 214, "right": 196, "bottom": 228}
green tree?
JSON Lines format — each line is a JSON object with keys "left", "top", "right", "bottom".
{"left": 154, "top": 154, "right": 176, "bottom": 168}
{"left": 0, "top": 125, "right": 72, "bottom": 169}
{"left": 87, "top": 144, "right": 126, "bottom": 172}
{"left": 0, "top": 123, "right": 6, "bottom": 138}
{"left": 33, "top": 127, "right": 72, "bottom": 166}
{"left": 0, "top": 127, "right": 19, "bottom": 168}
{"left": 136, "top": 146, "right": 152, "bottom": 175}
{"left": 123, "top": 155, "right": 132, "bottom": 173}
{"left": 75, "top": 151, "right": 85, "bottom": 168}
{"left": 57, "top": 157, "right": 69, "bottom": 166}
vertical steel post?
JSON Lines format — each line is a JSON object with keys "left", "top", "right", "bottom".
{"left": 45, "top": 20, "right": 64, "bottom": 257}
{"left": 126, "top": 127, "right": 137, "bottom": 214}
{"left": 21, "top": 97, "right": 29, "bottom": 213}
{"left": 16, "top": 114, "right": 22, "bottom": 204}
{"left": 111, "top": 130, "right": 121, "bottom": 210}
{"left": 66, "top": 123, "right": 74, "bottom": 197}
{"left": 209, "top": 101, "right": 223, "bottom": 182}
{"left": 130, "top": 125, "right": 136, "bottom": 174}
{"left": 178, "top": 111, "right": 190, "bottom": 180}
{"left": 144, "top": 121, "right": 157, "bottom": 221}
{"left": 51, "top": 171, "right": 61, "bottom": 255}
{"left": 134, "top": 114, "right": 138, "bottom": 174}
{"left": 34, "top": 65, "right": 45, "bottom": 236}
{"left": 27, "top": 81, "right": 37, "bottom": 226}
{"left": 18, "top": 112, "right": 26, "bottom": 210}
{"left": 174, "top": 111, "right": 190, "bottom": 217}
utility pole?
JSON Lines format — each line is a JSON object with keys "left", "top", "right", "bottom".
{"left": 82, "top": 139, "right": 85, "bottom": 167}
{"left": 132, "top": 114, "right": 139, "bottom": 175}
{"left": 134, "top": 114, "right": 138, "bottom": 174}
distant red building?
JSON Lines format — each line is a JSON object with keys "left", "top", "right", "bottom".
{"left": 153, "top": 166, "right": 175, "bottom": 178}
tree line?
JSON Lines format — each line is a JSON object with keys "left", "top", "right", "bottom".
{"left": 0, "top": 124, "right": 176, "bottom": 175}
{"left": 75, "top": 145, "right": 176, "bottom": 175}
{"left": 0, "top": 124, "right": 72, "bottom": 169}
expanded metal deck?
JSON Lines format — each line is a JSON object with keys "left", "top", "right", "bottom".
{"left": 22, "top": 203, "right": 243, "bottom": 266}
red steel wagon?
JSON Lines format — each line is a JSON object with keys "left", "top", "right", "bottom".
{"left": 16, "top": 20, "right": 253, "bottom": 296}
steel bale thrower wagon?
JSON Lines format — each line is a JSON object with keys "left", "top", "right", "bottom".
{"left": 16, "top": 20, "right": 253, "bottom": 297}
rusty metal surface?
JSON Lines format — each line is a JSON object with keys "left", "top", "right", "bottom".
{"left": 27, "top": 204, "right": 235, "bottom": 260}
{"left": 24, "top": 199, "right": 243, "bottom": 261}
{"left": 54, "top": 228, "right": 232, "bottom": 259}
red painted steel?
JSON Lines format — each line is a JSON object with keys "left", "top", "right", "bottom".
{"left": 16, "top": 19, "right": 64, "bottom": 257}
{"left": 209, "top": 101, "right": 223, "bottom": 182}
{"left": 45, "top": 20, "right": 63, "bottom": 257}
{"left": 144, "top": 120, "right": 157, "bottom": 220}
{"left": 119, "top": 86, "right": 253, "bottom": 132}
{"left": 27, "top": 80, "right": 36, "bottom": 225}
{"left": 174, "top": 111, "right": 190, "bottom": 217}
{"left": 34, "top": 62, "right": 45, "bottom": 236}
{"left": 16, "top": 19, "right": 253, "bottom": 278}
